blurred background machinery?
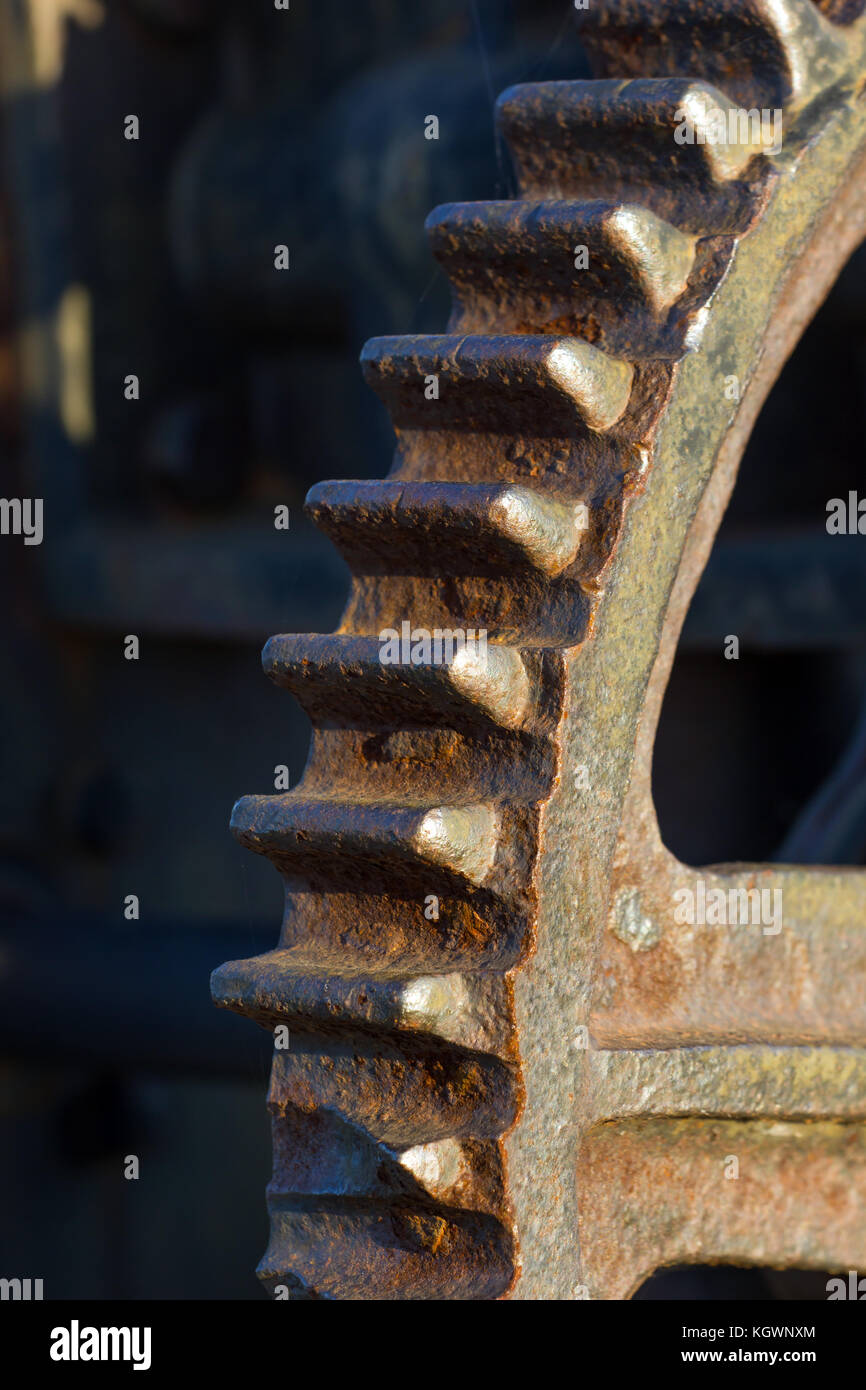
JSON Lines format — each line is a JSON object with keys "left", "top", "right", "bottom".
{"left": 0, "top": 0, "right": 863, "bottom": 1298}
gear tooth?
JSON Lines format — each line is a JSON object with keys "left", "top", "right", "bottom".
{"left": 268, "top": 1044, "right": 517, "bottom": 1148}
{"left": 261, "top": 633, "right": 532, "bottom": 731}
{"left": 306, "top": 480, "right": 590, "bottom": 579}
{"left": 230, "top": 795, "right": 500, "bottom": 889}
{"left": 427, "top": 199, "right": 696, "bottom": 343}
{"left": 497, "top": 78, "right": 773, "bottom": 233}
{"left": 259, "top": 1200, "right": 515, "bottom": 1301}
{"left": 360, "top": 333, "right": 633, "bottom": 433}
{"left": 576, "top": 0, "right": 850, "bottom": 113}
{"left": 675, "top": 83, "right": 781, "bottom": 180}
{"left": 212, "top": 954, "right": 514, "bottom": 1053}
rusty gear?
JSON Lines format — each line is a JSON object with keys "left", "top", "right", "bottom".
{"left": 213, "top": 0, "right": 866, "bottom": 1300}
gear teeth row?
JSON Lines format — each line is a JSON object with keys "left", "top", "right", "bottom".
{"left": 262, "top": 633, "right": 532, "bottom": 730}
{"left": 497, "top": 78, "right": 776, "bottom": 234}
{"left": 258, "top": 1019, "right": 519, "bottom": 1298}
{"left": 216, "top": 0, "right": 850, "bottom": 1300}
{"left": 427, "top": 199, "right": 698, "bottom": 353}
{"left": 307, "top": 480, "right": 589, "bottom": 578}
{"left": 361, "top": 333, "right": 634, "bottom": 433}
{"left": 576, "top": 0, "right": 852, "bottom": 114}
{"left": 214, "top": 929, "right": 522, "bottom": 1298}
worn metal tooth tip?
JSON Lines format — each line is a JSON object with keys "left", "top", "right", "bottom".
{"left": 489, "top": 484, "right": 588, "bottom": 578}
{"left": 398, "top": 1138, "right": 471, "bottom": 1196}
{"left": 604, "top": 205, "right": 697, "bottom": 313}
{"left": 413, "top": 804, "right": 499, "bottom": 886}
{"left": 544, "top": 339, "right": 633, "bottom": 431}
{"left": 677, "top": 83, "right": 778, "bottom": 179}
{"left": 447, "top": 642, "right": 530, "bottom": 729}
{"left": 399, "top": 972, "right": 470, "bottom": 1024}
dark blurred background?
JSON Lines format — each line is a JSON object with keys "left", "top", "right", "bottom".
{"left": 0, "top": 0, "right": 863, "bottom": 1299}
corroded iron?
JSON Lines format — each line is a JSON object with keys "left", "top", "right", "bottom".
{"left": 213, "top": 0, "right": 866, "bottom": 1299}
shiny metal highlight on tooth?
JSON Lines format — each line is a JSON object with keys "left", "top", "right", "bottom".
{"left": 543, "top": 339, "right": 634, "bottom": 430}
{"left": 447, "top": 642, "right": 530, "bottom": 728}
{"left": 603, "top": 205, "right": 697, "bottom": 313}
{"left": 412, "top": 804, "right": 499, "bottom": 886}
{"left": 488, "top": 485, "right": 589, "bottom": 577}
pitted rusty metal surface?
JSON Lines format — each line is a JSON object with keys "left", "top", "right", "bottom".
{"left": 213, "top": 0, "right": 866, "bottom": 1299}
